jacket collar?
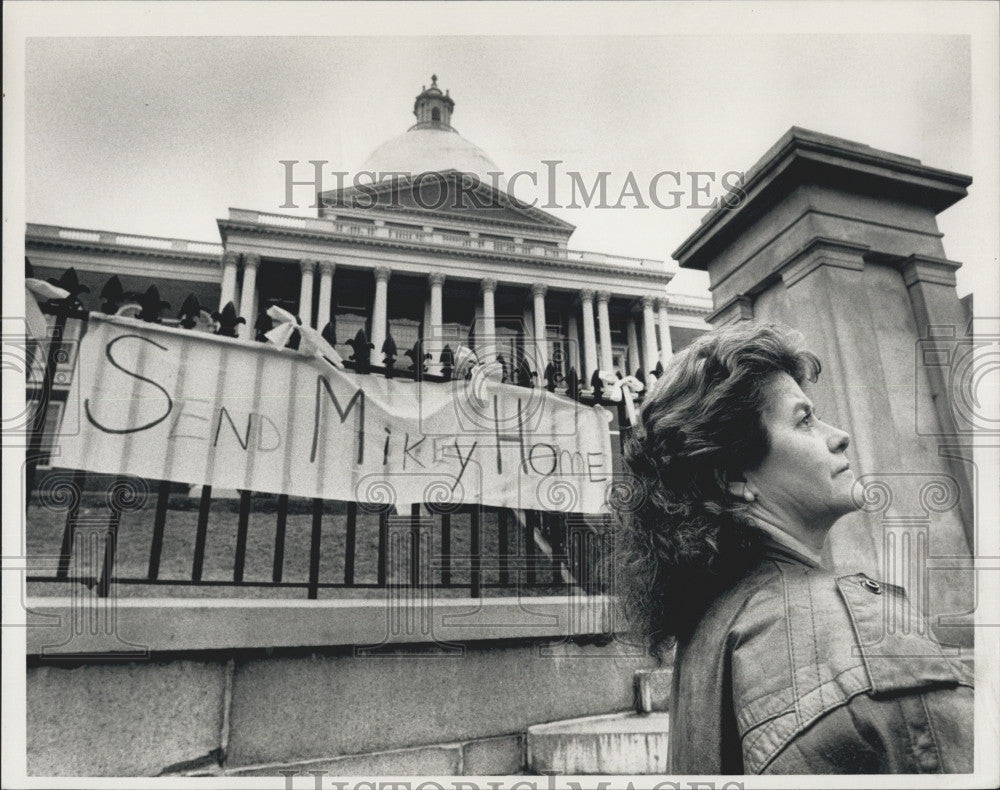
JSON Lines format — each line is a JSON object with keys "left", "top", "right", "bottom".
{"left": 754, "top": 523, "right": 824, "bottom": 569}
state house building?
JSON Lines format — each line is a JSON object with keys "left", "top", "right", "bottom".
{"left": 26, "top": 77, "right": 711, "bottom": 424}
{"left": 22, "top": 76, "right": 981, "bottom": 777}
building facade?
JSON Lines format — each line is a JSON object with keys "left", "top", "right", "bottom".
{"left": 26, "top": 77, "right": 711, "bottom": 423}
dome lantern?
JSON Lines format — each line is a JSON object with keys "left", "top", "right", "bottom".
{"left": 357, "top": 74, "right": 502, "bottom": 186}
{"left": 411, "top": 74, "right": 455, "bottom": 131}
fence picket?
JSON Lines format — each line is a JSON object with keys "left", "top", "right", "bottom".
{"left": 191, "top": 485, "right": 212, "bottom": 581}
{"left": 273, "top": 494, "right": 289, "bottom": 582}
{"left": 308, "top": 498, "right": 323, "bottom": 599}
{"left": 233, "top": 490, "right": 252, "bottom": 582}
{"left": 147, "top": 479, "right": 171, "bottom": 580}
{"left": 344, "top": 502, "right": 357, "bottom": 585}
{"left": 56, "top": 469, "right": 88, "bottom": 579}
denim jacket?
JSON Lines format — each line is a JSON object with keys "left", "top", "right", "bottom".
{"left": 668, "top": 542, "right": 974, "bottom": 774}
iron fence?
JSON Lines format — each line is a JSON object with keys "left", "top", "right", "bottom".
{"left": 24, "top": 265, "right": 647, "bottom": 600}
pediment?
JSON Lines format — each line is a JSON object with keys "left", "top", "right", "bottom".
{"left": 319, "top": 171, "right": 575, "bottom": 235}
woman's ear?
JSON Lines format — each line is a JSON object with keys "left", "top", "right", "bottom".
{"left": 717, "top": 470, "right": 756, "bottom": 502}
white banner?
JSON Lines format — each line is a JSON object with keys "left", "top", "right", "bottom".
{"left": 57, "top": 315, "right": 614, "bottom": 513}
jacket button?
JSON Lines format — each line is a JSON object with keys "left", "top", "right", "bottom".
{"left": 862, "top": 579, "right": 882, "bottom": 594}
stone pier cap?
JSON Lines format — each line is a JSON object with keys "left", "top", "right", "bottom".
{"left": 671, "top": 127, "right": 972, "bottom": 309}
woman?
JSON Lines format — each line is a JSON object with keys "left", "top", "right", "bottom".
{"left": 616, "top": 321, "right": 973, "bottom": 774}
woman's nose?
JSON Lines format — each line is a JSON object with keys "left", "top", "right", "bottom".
{"left": 827, "top": 424, "right": 850, "bottom": 453}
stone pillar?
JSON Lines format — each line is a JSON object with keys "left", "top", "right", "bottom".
{"left": 580, "top": 289, "right": 599, "bottom": 386}
{"left": 372, "top": 265, "right": 391, "bottom": 360}
{"left": 596, "top": 291, "right": 613, "bottom": 373}
{"left": 567, "top": 313, "right": 580, "bottom": 374}
{"left": 237, "top": 253, "right": 260, "bottom": 340}
{"left": 626, "top": 314, "right": 641, "bottom": 375}
{"left": 656, "top": 297, "right": 673, "bottom": 367}
{"left": 531, "top": 283, "right": 548, "bottom": 375}
{"left": 316, "top": 260, "right": 336, "bottom": 332}
{"left": 672, "top": 128, "right": 975, "bottom": 645}
{"left": 901, "top": 254, "right": 974, "bottom": 531}
{"left": 480, "top": 278, "right": 497, "bottom": 363}
{"left": 641, "top": 296, "right": 659, "bottom": 374}
{"left": 298, "top": 258, "right": 317, "bottom": 328}
{"left": 219, "top": 250, "right": 240, "bottom": 312}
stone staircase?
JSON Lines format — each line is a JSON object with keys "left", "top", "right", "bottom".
{"left": 526, "top": 668, "right": 672, "bottom": 774}
{"left": 172, "top": 669, "right": 673, "bottom": 777}
{"left": 527, "top": 711, "right": 671, "bottom": 774}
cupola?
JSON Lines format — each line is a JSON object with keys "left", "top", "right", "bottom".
{"left": 358, "top": 75, "right": 501, "bottom": 183}
{"left": 411, "top": 74, "right": 455, "bottom": 130}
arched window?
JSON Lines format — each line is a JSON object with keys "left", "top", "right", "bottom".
{"left": 431, "top": 108, "right": 441, "bottom": 122}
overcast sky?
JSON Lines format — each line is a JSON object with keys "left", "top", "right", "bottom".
{"left": 20, "top": 25, "right": 992, "bottom": 297}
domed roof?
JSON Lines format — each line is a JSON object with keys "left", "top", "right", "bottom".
{"left": 362, "top": 127, "right": 500, "bottom": 184}
{"left": 360, "top": 76, "right": 501, "bottom": 186}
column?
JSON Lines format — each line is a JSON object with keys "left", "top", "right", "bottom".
{"left": 531, "top": 283, "right": 548, "bottom": 375}
{"left": 580, "top": 289, "right": 599, "bottom": 386}
{"left": 626, "top": 313, "right": 641, "bottom": 375}
{"left": 316, "top": 260, "right": 336, "bottom": 332}
{"left": 641, "top": 296, "right": 659, "bottom": 374}
{"left": 219, "top": 250, "right": 240, "bottom": 311}
{"left": 298, "top": 258, "right": 317, "bottom": 328}
{"left": 480, "top": 278, "right": 497, "bottom": 363}
{"left": 237, "top": 253, "right": 260, "bottom": 340}
{"left": 566, "top": 313, "right": 580, "bottom": 374}
{"left": 596, "top": 290, "right": 613, "bottom": 373}
{"left": 522, "top": 303, "right": 534, "bottom": 380}
{"left": 372, "top": 265, "right": 391, "bottom": 359}
{"left": 656, "top": 297, "right": 673, "bottom": 367}
{"left": 424, "top": 270, "right": 445, "bottom": 372}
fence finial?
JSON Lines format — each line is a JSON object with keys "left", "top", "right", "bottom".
{"left": 381, "top": 333, "right": 397, "bottom": 369}
{"left": 544, "top": 361, "right": 558, "bottom": 392}
{"left": 213, "top": 302, "right": 244, "bottom": 337}
{"left": 100, "top": 276, "right": 126, "bottom": 314}
{"left": 178, "top": 294, "right": 201, "bottom": 328}
{"left": 138, "top": 285, "right": 170, "bottom": 323}
{"left": 47, "top": 267, "right": 89, "bottom": 310}
{"left": 565, "top": 366, "right": 580, "bottom": 401}
{"left": 347, "top": 329, "right": 373, "bottom": 373}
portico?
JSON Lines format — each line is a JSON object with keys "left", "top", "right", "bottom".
{"left": 215, "top": 202, "right": 703, "bottom": 386}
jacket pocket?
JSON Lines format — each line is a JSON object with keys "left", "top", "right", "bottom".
{"left": 835, "top": 573, "right": 972, "bottom": 696}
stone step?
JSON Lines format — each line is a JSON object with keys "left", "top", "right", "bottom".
{"left": 527, "top": 711, "right": 671, "bottom": 775}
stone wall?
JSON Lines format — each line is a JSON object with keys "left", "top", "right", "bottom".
{"left": 26, "top": 597, "right": 656, "bottom": 776}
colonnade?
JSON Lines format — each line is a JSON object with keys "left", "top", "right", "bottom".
{"left": 219, "top": 253, "right": 675, "bottom": 381}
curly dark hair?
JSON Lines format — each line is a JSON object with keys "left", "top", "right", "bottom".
{"left": 614, "top": 321, "right": 821, "bottom": 663}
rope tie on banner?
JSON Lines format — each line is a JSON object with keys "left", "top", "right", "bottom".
{"left": 24, "top": 279, "right": 71, "bottom": 341}
{"left": 452, "top": 345, "right": 481, "bottom": 379}
{"left": 598, "top": 370, "right": 644, "bottom": 423}
{"left": 264, "top": 305, "right": 344, "bottom": 369}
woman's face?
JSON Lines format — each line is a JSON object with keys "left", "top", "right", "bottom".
{"left": 744, "top": 372, "right": 858, "bottom": 532}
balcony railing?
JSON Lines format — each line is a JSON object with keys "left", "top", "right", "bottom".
{"left": 229, "top": 208, "right": 666, "bottom": 273}
{"left": 28, "top": 217, "right": 685, "bottom": 281}
{"left": 26, "top": 223, "right": 224, "bottom": 257}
